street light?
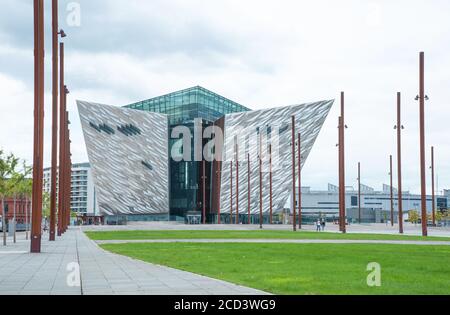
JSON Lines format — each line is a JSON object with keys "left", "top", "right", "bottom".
{"left": 357, "top": 162, "right": 361, "bottom": 224}
{"left": 57, "top": 45, "right": 66, "bottom": 236}
{"left": 50, "top": 0, "right": 68, "bottom": 241}
{"left": 338, "top": 92, "right": 348, "bottom": 233}
{"left": 416, "top": 51, "right": 428, "bottom": 237}
{"left": 291, "top": 116, "right": 296, "bottom": 232}
{"left": 58, "top": 29, "right": 67, "bottom": 38}
{"left": 30, "top": 0, "right": 45, "bottom": 253}
{"left": 395, "top": 92, "right": 404, "bottom": 234}
{"left": 297, "top": 132, "right": 302, "bottom": 230}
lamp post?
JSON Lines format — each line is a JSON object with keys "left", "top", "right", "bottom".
{"left": 215, "top": 167, "right": 221, "bottom": 224}
{"left": 269, "top": 144, "right": 273, "bottom": 224}
{"left": 65, "top": 111, "right": 71, "bottom": 232}
{"left": 235, "top": 141, "right": 239, "bottom": 224}
{"left": 202, "top": 159, "right": 206, "bottom": 224}
{"left": 230, "top": 161, "right": 233, "bottom": 224}
{"left": 259, "top": 131, "right": 263, "bottom": 229}
{"left": 357, "top": 162, "right": 361, "bottom": 224}
{"left": 430, "top": 146, "right": 435, "bottom": 226}
{"left": 57, "top": 42, "right": 66, "bottom": 236}
{"left": 416, "top": 52, "right": 428, "bottom": 237}
{"left": 50, "top": 0, "right": 67, "bottom": 241}
{"left": 297, "top": 132, "right": 302, "bottom": 229}
{"left": 389, "top": 155, "right": 394, "bottom": 226}
{"left": 338, "top": 92, "right": 347, "bottom": 233}
{"left": 30, "top": 0, "right": 45, "bottom": 253}
{"left": 395, "top": 92, "right": 404, "bottom": 234}
{"left": 247, "top": 153, "right": 251, "bottom": 225}
{"left": 291, "top": 116, "right": 297, "bottom": 232}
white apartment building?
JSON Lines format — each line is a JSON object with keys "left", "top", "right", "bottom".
{"left": 43, "top": 162, "right": 98, "bottom": 215}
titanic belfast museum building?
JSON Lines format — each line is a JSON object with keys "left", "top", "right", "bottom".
{"left": 77, "top": 86, "right": 334, "bottom": 223}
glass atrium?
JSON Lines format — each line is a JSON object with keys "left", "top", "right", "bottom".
{"left": 124, "top": 86, "right": 250, "bottom": 219}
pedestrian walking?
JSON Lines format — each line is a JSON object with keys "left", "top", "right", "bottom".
{"left": 316, "top": 219, "right": 321, "bottom": 232}
{"left": 321, "top": 219, "right": 326, "bottom": 231}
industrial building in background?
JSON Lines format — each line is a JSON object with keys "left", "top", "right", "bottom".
{"left": 296, "top": 184, "right": 449, "bottom": 224}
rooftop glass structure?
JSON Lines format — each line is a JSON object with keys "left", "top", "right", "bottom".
{"left": 124, "top": 86, "right": 250, "bottom": 218}
{"left": 124, "top": 86, "right": 250, "bottom": 126}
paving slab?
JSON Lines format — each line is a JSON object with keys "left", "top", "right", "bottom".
{"left": 0, "top": 228, "right": 267, "bottom": 295}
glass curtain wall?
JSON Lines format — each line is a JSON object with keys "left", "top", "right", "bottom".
{"left": 125, "top": 86, "right": 250, "bottom": 220}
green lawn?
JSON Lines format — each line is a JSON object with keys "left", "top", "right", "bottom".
{"left": 100, "top": 242, "right": 450, "bottom": 295}
{"left": 86, "top": 229, "right": 450, "bottom": 241}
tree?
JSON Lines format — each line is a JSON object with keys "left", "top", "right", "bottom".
{"left": 20, "top": 176, "right": 33, "bottom": 240}
{"left": 435, "top": 211, "right": 443, "bottom": 223}
{"left": 408, "top": 210, "right": 419, "bottom": 226}
{"left": 42, "top": 192, "right": 51, "bottom": 221}
{"left": 0, "top": 149, "right": 19, "bottom": 246}
{"left": 10, "top": 162, "right": 32, "bottom": 243}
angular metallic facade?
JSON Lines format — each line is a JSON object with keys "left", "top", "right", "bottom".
{"left": 217, "top": 101, "right": 334, "bottom": 215}
{"left": 77, "top": 101, "right": 170, "bottom": 216}
{"left": 77, "top": 87, "right": 334, "bottom": 222}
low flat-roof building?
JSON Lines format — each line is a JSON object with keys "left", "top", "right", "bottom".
{"left": 296, "top": 184, "right": 449, "bottom": 224}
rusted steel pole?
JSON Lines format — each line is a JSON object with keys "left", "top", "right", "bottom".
{"left": 259, "top": 131, "right": 263, "bottom": 229}
{"left": 63, "top": 112, "right": 68, "bottom": 233}
{"left": 390, "top": 155, "right": 394, "bottom": 226}
{"left": 63, "top": 110, "right": 70, "bottom": 233}
{"left": 431, "top": 146, "right": 435, "bottom": 226}
{"left": 230, "top": 161, "right": 233, "bottom": 224}
{"left": 269, "top": 144, "right": 273, "bottom": 224}
{"left": 291, "top": 116, "right": 297, "bottom": 232}
{"left": 202, "top": 159, "right": 206, "bottom": 224}
{"left": 64, "top": 123, "right": 68, "bottom": 232}
{"left": 419, "top": 52, "right": 428, "bottom": 237}
{"left": 397, "top": 92, "right": 404, "bottom": 234}
{"left": 66, "top": 118, "right": 71, "bottom": 231}
{"left": 297, "top": 132, "right": 302, "bottom": 229}
{"left": 57, "top": 42, "right": 65, "bottom": 236}
{"left": 338, "top": 116, "right": 343, "bottom": 231}
{"left": 339, "top": 92, "right": 346, "bottom": 233}
{"left": 358, "top": 162, "right": 361, "bottom": 224}
{"left": 63, "top": 103, "right": 68, "bottom": 233}
{"left": 66, "top": 107, "right": 71, "bottom": 231}
{"left": 235, "top": 142, "right": 239, "bottom": 224}
{"left": 217, "top": 167, "right": 221, "bottom": 224}
{"left": 49, "top": 0, "right": 58, "bottom": 242}
{"left": 31, "top": 0, "right": 45, "bottom": 253}
{"left": 247, "top": 153, "right": 251, "bottom": 224}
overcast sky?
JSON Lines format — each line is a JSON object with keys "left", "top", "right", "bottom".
{"left": 1, "top": 0, "right": 449, "bottom": 194}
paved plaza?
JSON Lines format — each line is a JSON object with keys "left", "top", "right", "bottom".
{"left": 0, "top": 228, "right": 266, "bottom": 295}
{"left": 1, "top": 222, "right": 449, "bottom": 295}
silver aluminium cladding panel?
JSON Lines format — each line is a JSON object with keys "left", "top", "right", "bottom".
{"left": 219, "top": 100, "right": 334, "bottom": 215}
{"left": 77, "top": 101, "right": 169, "bottom": 216}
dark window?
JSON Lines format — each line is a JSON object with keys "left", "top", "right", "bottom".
{"left": 118, "top": 124, "right": 141, "bottom": 136}
{"left": 142, "top": 161, "right": 153, "bottom": 171}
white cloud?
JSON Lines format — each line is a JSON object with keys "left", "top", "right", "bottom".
{"left": 1, "top": 0, "right": 449, "bottom": 193}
